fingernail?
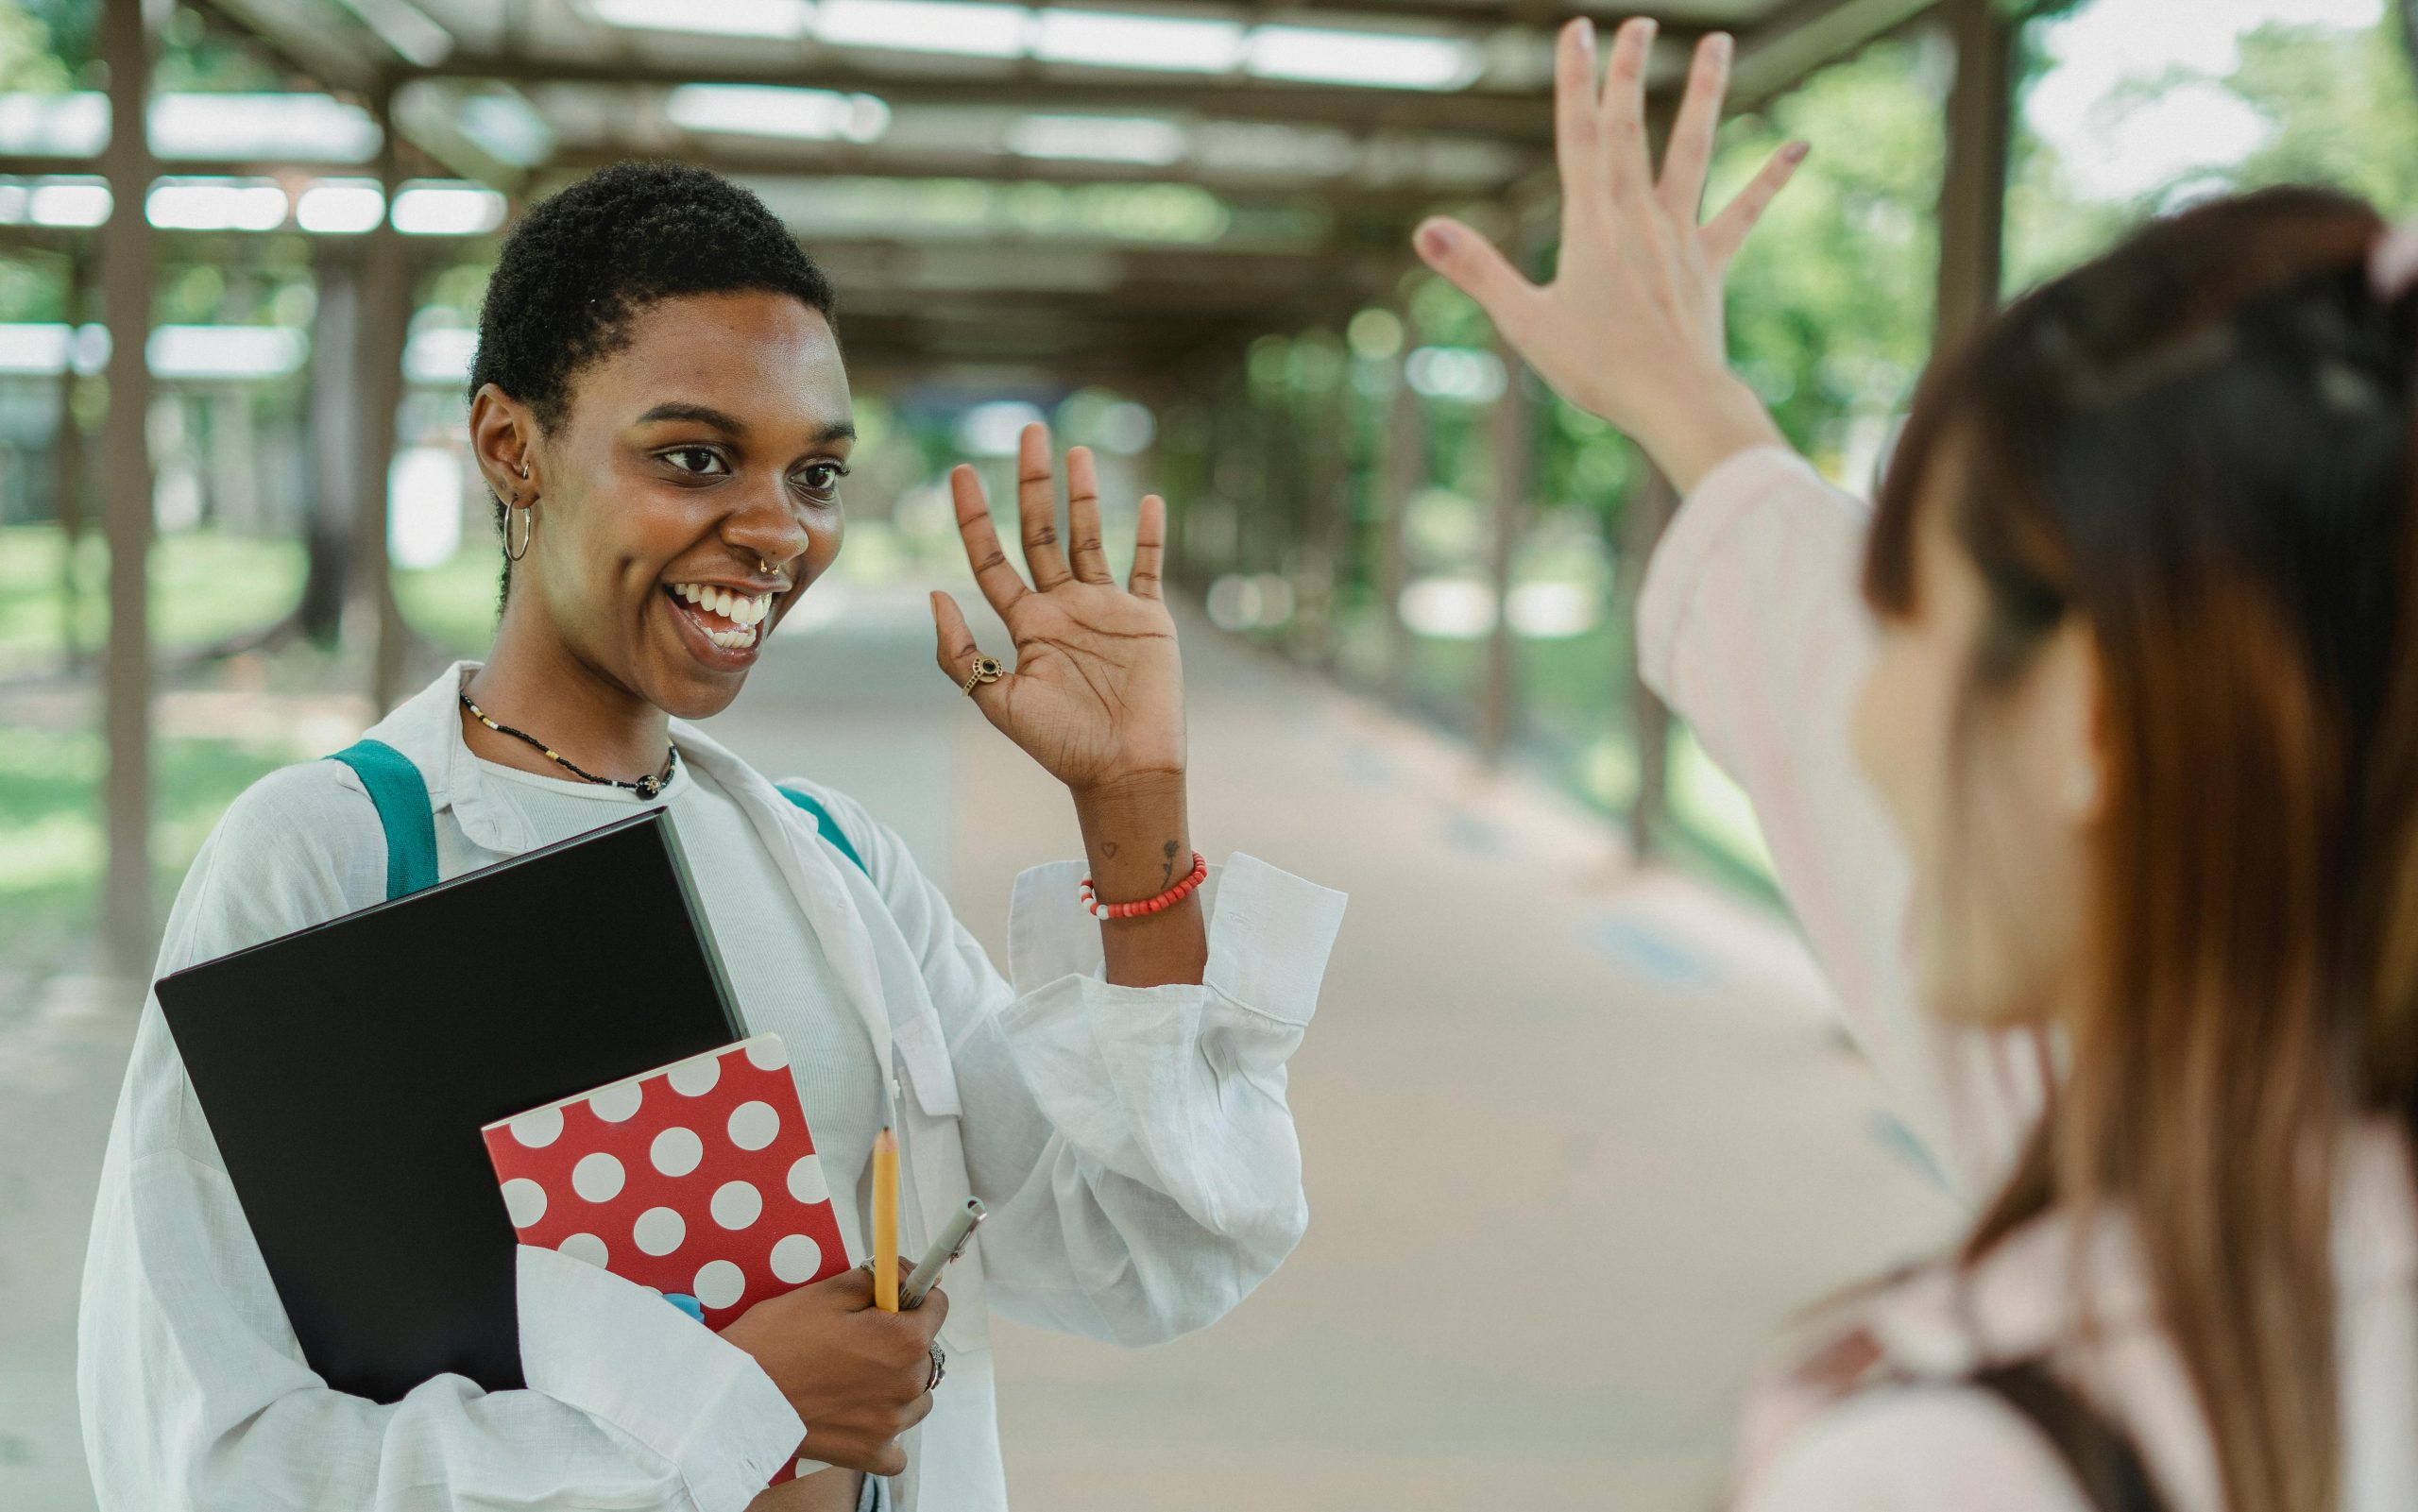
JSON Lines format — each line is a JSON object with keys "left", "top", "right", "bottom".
{"left": 1711, "top": 32, "right": 1732, "bottom": 61}
{"left": 1783, "top": 140, "right": 1811, "bottom": 163}
{"left": 1415, "top": 220, "right": 1455, "bottom": 260}
{"left": 1569, "top": 17, "right": 1593, "bottom": 49}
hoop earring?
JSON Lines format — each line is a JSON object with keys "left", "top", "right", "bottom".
{"left": 504, "top": 501, "right": 536, "bottom": 562}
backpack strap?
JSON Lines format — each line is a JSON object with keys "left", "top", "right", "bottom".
{"left": 1968, "top": 1361, "right": 2165, "bottom": 1512}
{"left": 328, "top": 739, "right": 439, "bottom": 901}
{"left": 775, "top": 784, "right": 870, "bottom": 877}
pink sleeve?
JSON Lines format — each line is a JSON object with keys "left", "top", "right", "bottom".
{"left": 1738, "top": 1387, "right": 2096, "bottom": 1512}
{"left": 1637, "top": 446, "right": 2045, "bottom": 1198}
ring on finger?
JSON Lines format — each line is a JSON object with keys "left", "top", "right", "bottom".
{"left": 961, "top": 654, "right": 1004, "bottom": 698}
{"left": 926, "top": 1341, "right": 946, "bottom": 1392}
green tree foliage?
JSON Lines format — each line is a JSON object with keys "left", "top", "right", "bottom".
{"left": 1710, "top": 37, "right": 1948, "bottom": 475}
{"left": 0, "top": 0, "right": 71, "bottom": 92}
{"left": 2217, "top": 16, "right": 2418, "bottom": 211}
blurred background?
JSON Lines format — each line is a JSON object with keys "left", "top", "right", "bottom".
{"left": 0, "top": 0, "right": 2409, "bottom": 1507}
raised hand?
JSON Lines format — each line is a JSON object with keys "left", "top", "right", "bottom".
{"left": 1413, "top": 16, "right": 1804, "bottom": 491}
{"left": 930, "top": 421, "right": 1185, "bottom": 796}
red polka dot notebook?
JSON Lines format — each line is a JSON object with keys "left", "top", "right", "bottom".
{"left": 481, "top": 1032, "right": 847, "bottom": 1486}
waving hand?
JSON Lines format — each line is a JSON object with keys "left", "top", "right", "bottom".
{"left": 930, "top": 422, "right": 1185, "bottom": 796}
{"left": 1413, "top": 16, "right": 1804, "bottom": 491}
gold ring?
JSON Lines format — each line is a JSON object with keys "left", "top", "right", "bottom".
{"left": 961, "top": 654, "right": 1004, "bottom": 697}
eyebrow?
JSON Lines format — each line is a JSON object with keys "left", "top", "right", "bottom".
{"left": 632, "top": 402, "right": 856, "bottom": 447}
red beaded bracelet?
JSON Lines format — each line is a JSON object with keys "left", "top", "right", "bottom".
{"left": 1080, "top": 851, "right": 1208, "bottom": 921}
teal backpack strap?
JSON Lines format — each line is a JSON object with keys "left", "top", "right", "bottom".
{"left": 328, "top": 739, "right": 439, "bottom": 901}
{"left": 776, "top": 785, "right": 870, "bottom": 877}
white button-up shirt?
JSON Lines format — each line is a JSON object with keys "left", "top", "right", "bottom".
{"left": 78, "top": 662, "right": 1347, "bottom": 1512}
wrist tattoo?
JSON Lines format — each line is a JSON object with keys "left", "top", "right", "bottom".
{"left": 1161, "top": 840, "right": 1180, "bottom": 888}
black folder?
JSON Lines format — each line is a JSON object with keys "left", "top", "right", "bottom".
{"left": 156, "top": 807, "right": 745, "bottom": 1403}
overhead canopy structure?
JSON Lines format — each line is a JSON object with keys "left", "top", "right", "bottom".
{"left": 144, "top": 0, "right": 1956, "bottom": 380}
{"left": 24, "top": 0, "right": 2012, "bottom": 977}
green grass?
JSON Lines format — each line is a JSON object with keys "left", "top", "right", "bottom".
{"left": 0, "top": 524, "right": 306, "bottom": 675}
{"left": 0, "top": 724, "right": 303, "bottom": 976}
{"left": 1323, "top": 601, "right": 1778, "bottom": 892}
{"left": 396, "top": 551, "right": 503, "bottom": 659}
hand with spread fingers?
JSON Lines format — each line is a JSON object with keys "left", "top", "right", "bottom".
{"left": 931, "top": 421, "right": 1184, "bottom": 793}
{"left": 931, "top": 422, "right": 1206, "bottom": 986}
{"left": 1412, "top": 16, "right": 1806, "bottom": 493}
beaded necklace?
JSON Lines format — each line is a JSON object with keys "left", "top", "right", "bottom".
{"left": 459, "top": 692, "right": 677, "bottom": 801}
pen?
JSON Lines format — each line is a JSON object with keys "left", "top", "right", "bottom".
{"left": 901, "top": 1198, "right": 987, "bottom": 1311}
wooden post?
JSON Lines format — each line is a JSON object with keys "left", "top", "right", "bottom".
{"left": 355, "top": 84, "right": 412, "bottom": 711}
{"left": 1934, "top": 0, "right": 2014, "bottom": 349}
{"left": 298, "top": 244, "right": 360, "bottom": 642}
{"left": 1621, "top": 466, "right": 1679, "bottom": 858}
{"left": 54, "top": 248, "right": 90, "bottom": 671}
{"left": 99, "top": 0, "right": 156, "bottom": 977}
{"left": 1376, "top": 325, "right": 1422, "bottom": 708}
{"left": 1477, "top": 342, "right": 1533, "bottom": 769}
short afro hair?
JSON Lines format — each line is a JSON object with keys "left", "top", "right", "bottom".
{"left": 468, "top": 161, "right": 835, "bottom": 435}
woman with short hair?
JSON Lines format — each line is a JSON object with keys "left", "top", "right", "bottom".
{"left": 80, "top": 161, "right": 1344, "bottom": 1512}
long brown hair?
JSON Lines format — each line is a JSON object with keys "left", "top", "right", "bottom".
{"left": 1865, "top": 186, "right": 2418, "bottom": 1512}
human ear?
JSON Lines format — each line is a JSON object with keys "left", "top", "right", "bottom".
{"left": 468, "top": 383, "right": 542, "bottom": 507}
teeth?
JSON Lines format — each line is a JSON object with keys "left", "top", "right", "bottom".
{"left": 707, "top": 626, "right": 758, "bottom": 650}
{"left": 670, "top": 585, "right": 773, "bottom": 632}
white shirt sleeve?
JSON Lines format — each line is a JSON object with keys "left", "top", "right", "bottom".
{"left": 1742, "top": 1386, "right": 2096, "bottom": 1512}
{"left": 827, "top": 791, "right": 1345, "bottom": 1346}
{"left": 1636, "top": 447, "right": 2047, "bottom": 1198}
{"left": 77, "top": 765, "right": 804, "bottom": 1512}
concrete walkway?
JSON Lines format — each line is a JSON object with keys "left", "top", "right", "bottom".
{"left": 0, "top": 588, "right": 1959, "bottom": 1511}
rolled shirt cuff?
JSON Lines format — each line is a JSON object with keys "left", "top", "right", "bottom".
{"left": 516, "top": 1244, "right": 805, "bottom": 1512}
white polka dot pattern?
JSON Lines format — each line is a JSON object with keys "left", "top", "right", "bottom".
{"left": 770, "top": 1233, "right": 823, "bottom": 1284}
{"left": 727, "top": 1100, "right": 778, "bottom": 1150}
{"left": 509, "top": 1105, "right": 563, "bottom": 1148}
{"left": 501, "top": 1178, "right": 547, "bottom": 1229}
{"left": 711, "top": 1181, "right": 762, "bottom": 1231}
{"left": 651, "top": 1126, "right": 703, "bottom": 1178}
{"left": 745, "top": 1037, "right": 790, "bottom": 1071}
{"left": 785, "top": 1154, "right": 827, "bottom": 1205}
{"left": 634, "top": 1206, "right": 686, "bottom": 1256}
{"left": 479, "top": 1027, "right": 847, "bottom": 1473}
{"left": 590, "top": 1079, "right": 643, "bottom": 1122}
{"left": 693, "top": 1259, "right": 744, "bottom": 1309}
{"left": 668, "top": 1054, "right": 721, "bottom": 1096}
{"left": 571, "top": 1152, "right": 625, "bottom": 1203}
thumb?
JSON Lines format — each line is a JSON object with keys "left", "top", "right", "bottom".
{"left": 1413, "top": 217, "right": 1541, "bottom": 335}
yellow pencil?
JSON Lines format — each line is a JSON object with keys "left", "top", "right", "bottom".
{"left": 873, "top": 1127, "right": 899, "bottom": 1313}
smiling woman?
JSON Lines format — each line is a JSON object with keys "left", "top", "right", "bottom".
{"left": 78, "top": 161, "right": 1346, "bottom": 1512}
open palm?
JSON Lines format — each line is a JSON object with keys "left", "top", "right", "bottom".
{"left": 1412, "top": 16, "right": 1804, "bottom": 490}
{"left": 931, "top": 423, "right": 1185, "bottom": 793}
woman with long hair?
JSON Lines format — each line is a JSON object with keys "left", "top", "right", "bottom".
{"left": 79, "top": 162, "right": 1344, "bottom": 1512}
{"left": 1421, "top": 17, "right": 2418, "bottom": 1509}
